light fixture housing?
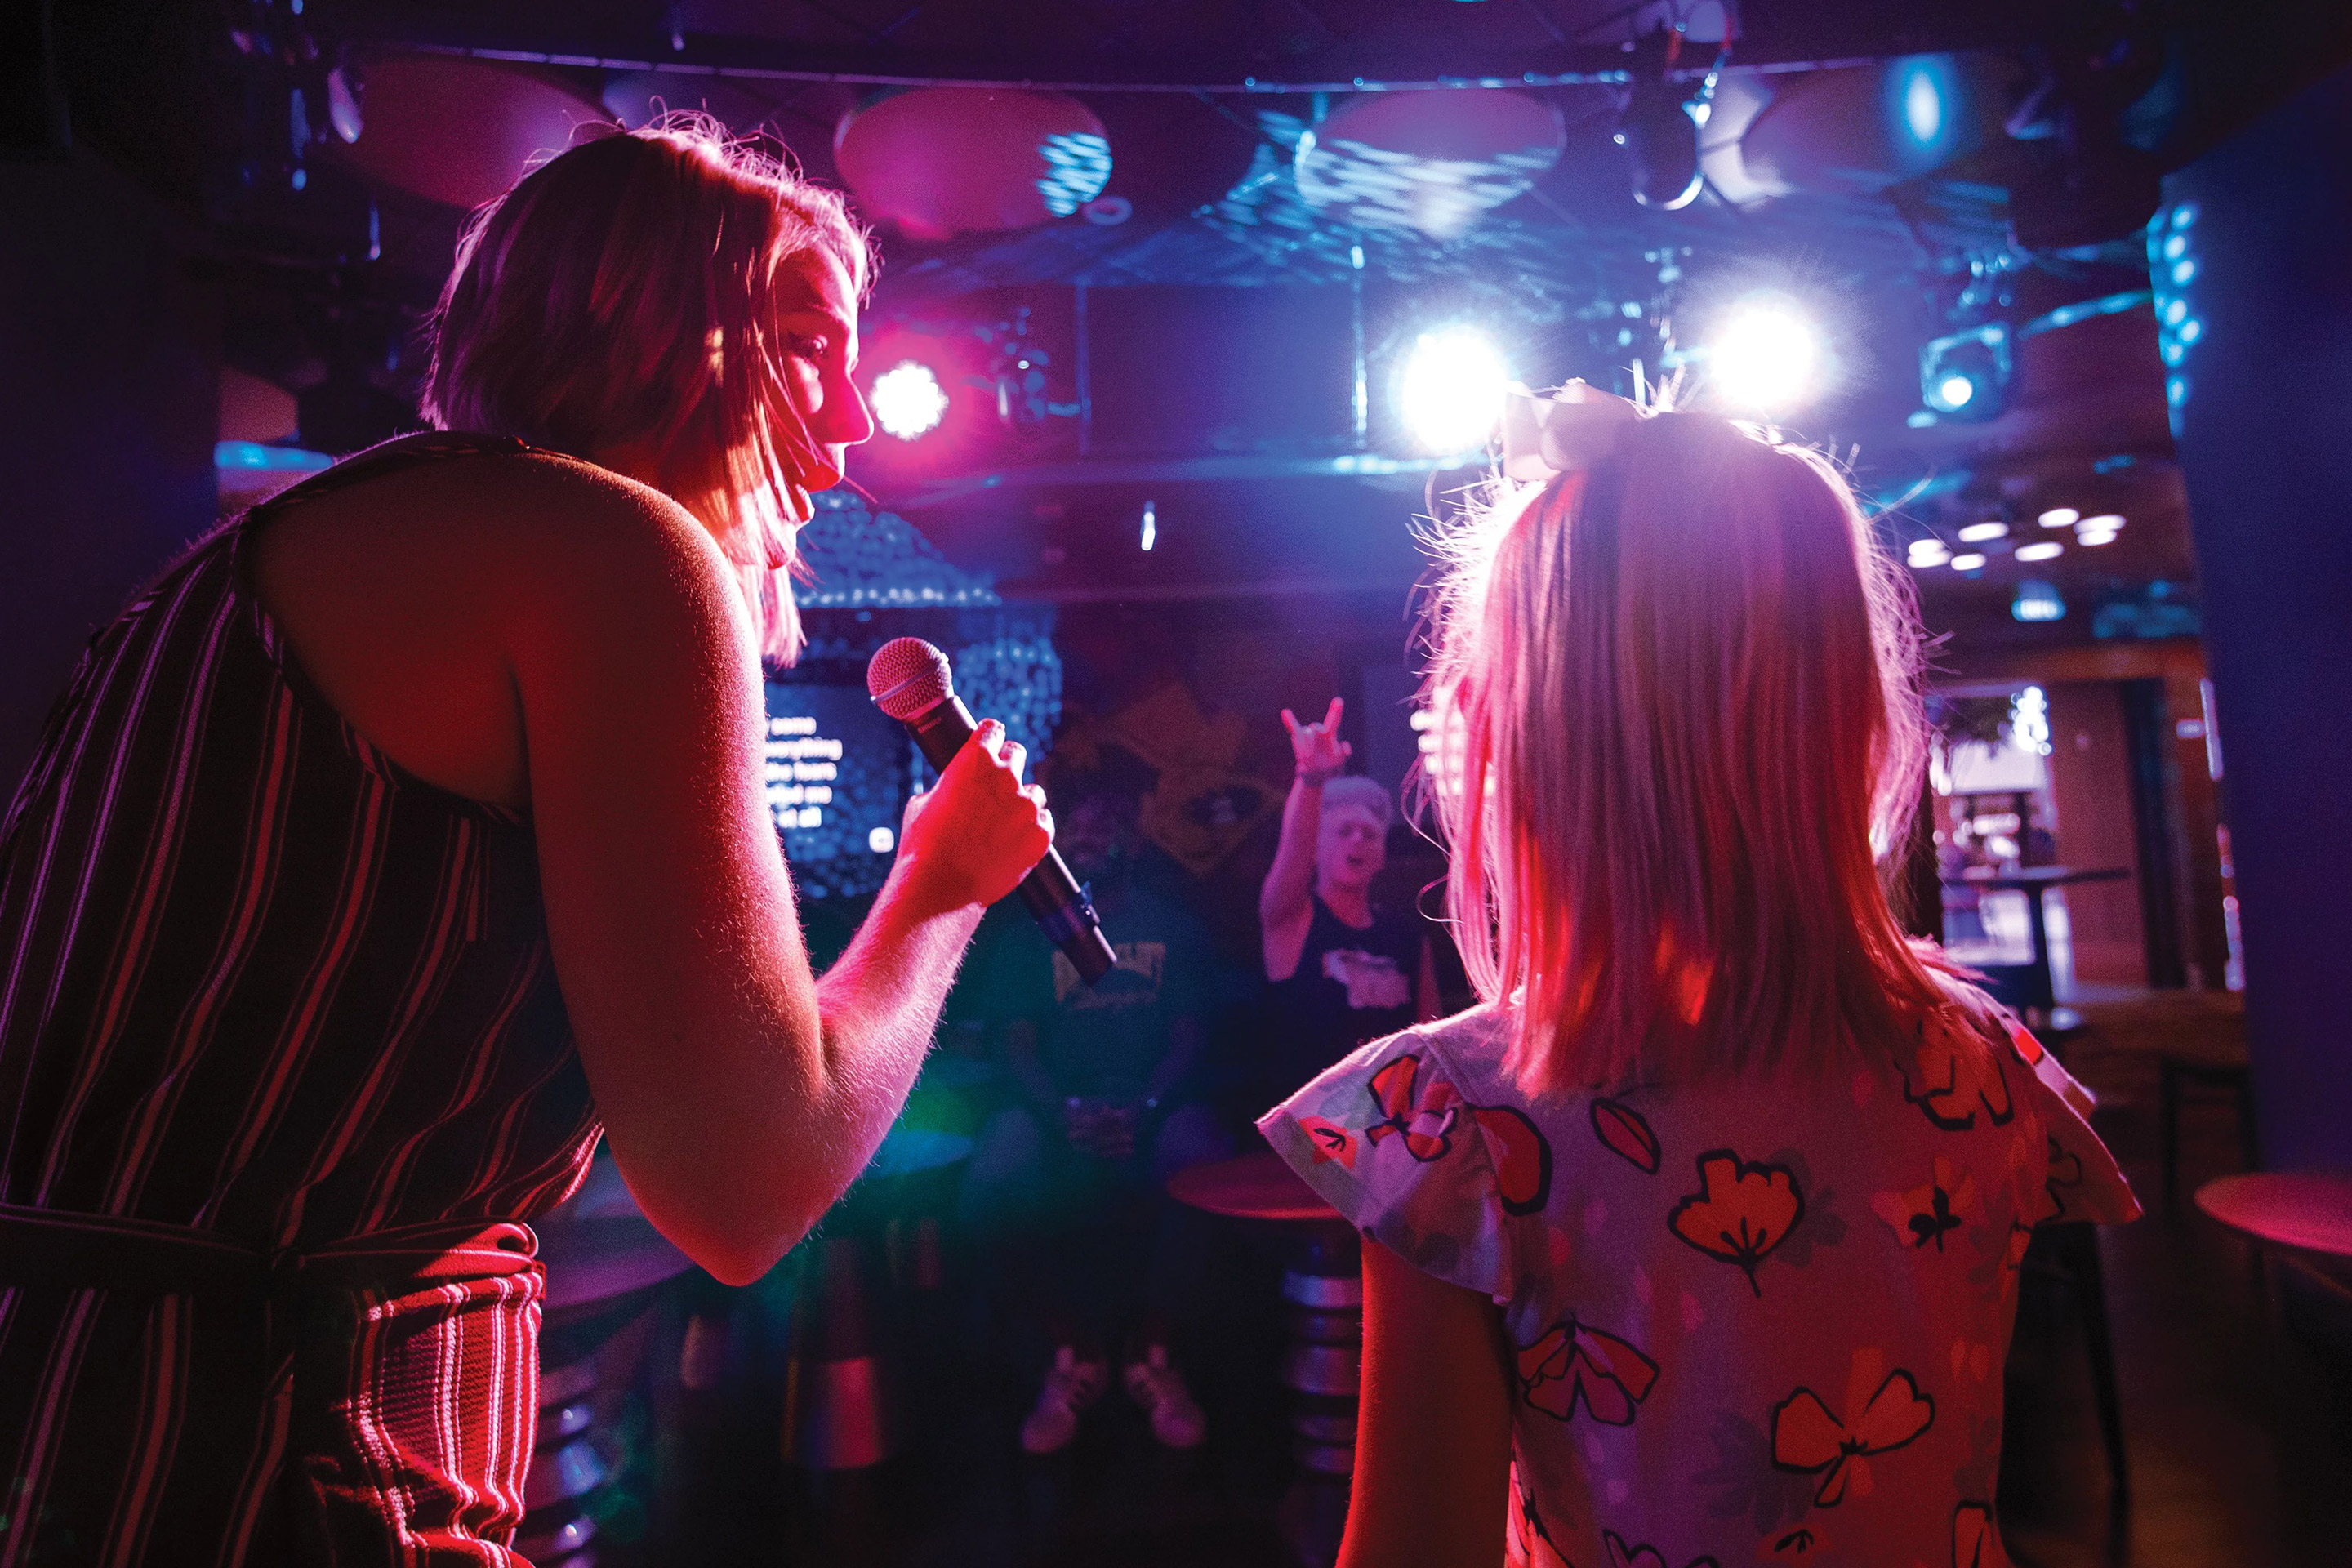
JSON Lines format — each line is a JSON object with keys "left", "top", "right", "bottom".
{"left": 1919, "top": 323, "right": 2011, "bottom": 421}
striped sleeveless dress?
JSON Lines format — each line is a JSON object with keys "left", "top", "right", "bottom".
{"left": 0, "top": 437, "right": 602, "bottom": 1565}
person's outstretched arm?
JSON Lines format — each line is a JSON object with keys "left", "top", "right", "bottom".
{"left": 1340, "top": 1240, "right": 1515, "bottom": 1568}
{"left": 1261, "top": 697, "right": 1348, "bottom": 981}
{"left": 515, "top": 470, "right": 1049, "bottom": 1284}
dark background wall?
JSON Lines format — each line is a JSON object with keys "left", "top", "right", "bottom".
{"left": 0, "top": 150, "right": 220, "bottom": 795}
{"left": 2167, "top": 63, "right": 2352, "bottom": 1170}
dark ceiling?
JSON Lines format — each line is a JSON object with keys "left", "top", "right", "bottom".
{"left": 38, "top": 0, "right": 2352, "bottom": 648}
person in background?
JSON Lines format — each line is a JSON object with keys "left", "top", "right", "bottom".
{"left": 0, "top": 119, "right": 1052, "bottom": 1563}
{"left": 1258, "top": 388, "right": 2136, "bottom": 1568}
{"left": 1258, "top": 698, "right": 1439, "bottom": 1099}
{"left": 957, "top": 786, "right": 1229, "bottom": 1454}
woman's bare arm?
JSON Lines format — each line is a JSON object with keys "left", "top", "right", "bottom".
{"left": 1262, "top": 697, "right": 1348, "bottom": 980}
{"left": 513, "top": 472, "right": 1045, "bottom": 1283}
{"left": 1339, "top": 1239, "right": 1515, "bottom": 1568}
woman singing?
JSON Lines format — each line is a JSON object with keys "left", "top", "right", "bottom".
{"left": 0, "top": 121, "right": 1050, "bottom": 1561}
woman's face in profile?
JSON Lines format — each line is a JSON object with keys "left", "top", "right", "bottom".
{"left": 772, "top": 247, "right": 876, "bottom": 491}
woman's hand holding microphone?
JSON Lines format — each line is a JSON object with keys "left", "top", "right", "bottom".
{"left": 897, "top": 719, "right": 1054, "bottom": 914}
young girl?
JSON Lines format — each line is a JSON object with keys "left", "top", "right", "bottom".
{"left": 1259, "top": 386, "right": 2136, "bottom": 1568}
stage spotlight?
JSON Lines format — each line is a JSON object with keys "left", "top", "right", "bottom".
{"left": 871, "top": 361, "right": 948, "bottom": 440}
{"left": 2015, "top": 541, "right": 2065, "bottom": 563}
{"left": 1398, "top": 326, "right": 1510, "bottom": 454}
{"left": 2038, "top": 506, "right": 2079, "bottom": 529}
{"left": 1908, "top": 539, "right": 1951, "bottom": 569}
{"left": 1957, "top": 520, "right": 2007, "bottom": 544}
{"left": 1919, "top": 323, "right": 2010, "bottom": 421}
{"left": 1613, "top": 26, "right": 1721, "bottom": 211}
{"left": 1706, "top": 297, "right": 1823, "bottom": 413}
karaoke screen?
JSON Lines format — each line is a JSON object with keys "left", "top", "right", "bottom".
{"left": 760, "top": 678, "right": 912, "bottom": 880}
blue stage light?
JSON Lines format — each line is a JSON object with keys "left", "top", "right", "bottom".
{"left": 1919, "top": 323, "right": 2010, "bottom": 421}
{"left": 2012, "top": 581, "right": 2066, "bottom": 623}
{"left": 1397, "top": 326, "right": 1510, "bottom": 454}
{"left": 871, "top": 361, "right": 948, "bottom": 440}
{"left": 1903, "top": 66, "right": 1942, "bottom": 145}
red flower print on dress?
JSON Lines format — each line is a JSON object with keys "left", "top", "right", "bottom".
{"left": 1508, "top": 1469, "right": 1572, "bottom": 1568}
{"left": 1871, "top": 1156, "right": 1978, "bottom": 1253}
{"left": 1900, "top": 1013, "right": 2016, "bottom": 1132}
{"left": 1668, "top": 1149, "right": 1806, "bottom": 1296}
{"left": 1364, "top": 1054, "right": 1460, "bottom": 1161}
{"left": 1517, "top": 1316, "right": 1660, "bottom": 1426}
{"left": 1952, "top": 1500, "right": 1995, "bottom": 1567}
{"left": 1592, "top": 1097, "right": 1662, "bottom": 1174}
{"left": 1473, "top": 1104, "right": 1555, "bottom": 1215}
{"left": 1769, "top": 1350, "right": 1936, "bottom": 1507}
{"left": 1295, "top": 1116, "right": 1356, "bottom": 1169}
{"left": 1601, "top": 1528, "right": 1721, "bottom": 1568}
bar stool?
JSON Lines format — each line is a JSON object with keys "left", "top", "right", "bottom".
{"left": 1168, "top": 1150, "right": 1355, "bottom": 1567}
{"left": 779, "top": 1127, "right": 973, "bottom": 1472}
{"left": 526, "top": 1191, "right": 698, "bottom": 1566}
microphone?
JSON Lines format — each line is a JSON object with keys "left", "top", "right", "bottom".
{"left": 866, "top": 638, "right": 1116, "bottom": 986}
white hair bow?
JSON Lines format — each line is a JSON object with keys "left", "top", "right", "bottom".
{"left": 1499, "top": 380, "right": 1645, "bottom": 483}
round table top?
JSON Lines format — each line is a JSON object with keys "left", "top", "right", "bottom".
{"left": 1166, "top": 1150, "right": 1337, "bottom": 1223}
{"left": 2194, "top": 1172, "right": 2352, "bottom": 1260}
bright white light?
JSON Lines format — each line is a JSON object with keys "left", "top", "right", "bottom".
{"left": 2080, "top": 513, "right": 2126, "bottom": 532}
{"left": 1708, "top": 298, "right": 1823, "bottom": 412}
{"left": 2076, "top": 528, "right": 2119, "bottom": 547}
{"left": 1936, "top": 374, "right": 1976, "bottom": 409}
{"left": 1904, "top": 69, "right": 1942, "bottom": 144}
{"left": 2016, "top": 541, "right": 2064, "bottom": 563}
{"left": 1139, "top": 499, "right": 1156, "bottom": 552}
{"left": 1398, "top": 327, "right": 1510, "bottom": 453}
{"left": 1958, "top": 521, "right": 2007, "bottom": 543}
{"left": 2038, "top": 507, "right": 2079, "bottom": 529}
{"left": 2013, "top": 581, "right": 2065, "bottom": 622}
{"left": 1950, "top": 552, "right": 1987, "bottom": 572}
{"left": 1908, "top": 543, "right": 1950, "bottom": 569}
{"left": 2012, "top": 686, "right": 2052, "bottom": 755}
{"left": 871, "top": 361, "right": 948, "bottom": 440}
{"left": 867, "top": 826, "right": 896, "bottom": 853}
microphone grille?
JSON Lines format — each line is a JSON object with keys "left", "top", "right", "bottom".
{"left": 866, "top": 637, "right": 954, "bottom": 720}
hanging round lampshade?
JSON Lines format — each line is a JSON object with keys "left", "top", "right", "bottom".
{"left": 601, "top": 73, "right": 785, "bottom": 139}
{"left": 339, "top": 54, "right": 606, "bottom": 211}
{"left": 1295, "top": 90, "right": 1566, "bottom": 238}
{"left": 832, "top": 87, "right": 1111, "bottom": 240}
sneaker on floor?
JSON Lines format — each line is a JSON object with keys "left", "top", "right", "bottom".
{"left": 1123, "top": 1344, "right": 1206, "bottom": 1450}
{"left": 1020, "top": 1346, "right": 1108, "bottom": 1455}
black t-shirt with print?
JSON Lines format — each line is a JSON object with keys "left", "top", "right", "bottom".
{"left": 1265, "top": 894, "right": 1421, "bottom": 1101}
{"left": 985, "top": 886, "right": 1214, "bottom": 1101}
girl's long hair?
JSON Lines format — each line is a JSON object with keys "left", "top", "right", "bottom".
{"left": 1421, "top": 408, "right": 1949, "bottom": 1094}
{"left": 422, "top": 115, "right": 871, "bottom": 665}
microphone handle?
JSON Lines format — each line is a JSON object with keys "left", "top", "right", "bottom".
{"left": 902, "top": 695, "right": 1117, "bottom": 986}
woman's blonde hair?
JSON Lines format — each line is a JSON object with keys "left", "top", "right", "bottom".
{"left": 422, "top": 115, "right": 872, "bottom": 664}
{"left": 1422, "top": 407, "right": 1948, "bottom": 1094}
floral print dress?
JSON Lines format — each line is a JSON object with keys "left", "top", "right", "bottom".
{"left": 1258, "top": 984, "right": 2137, "bottom": 1568}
